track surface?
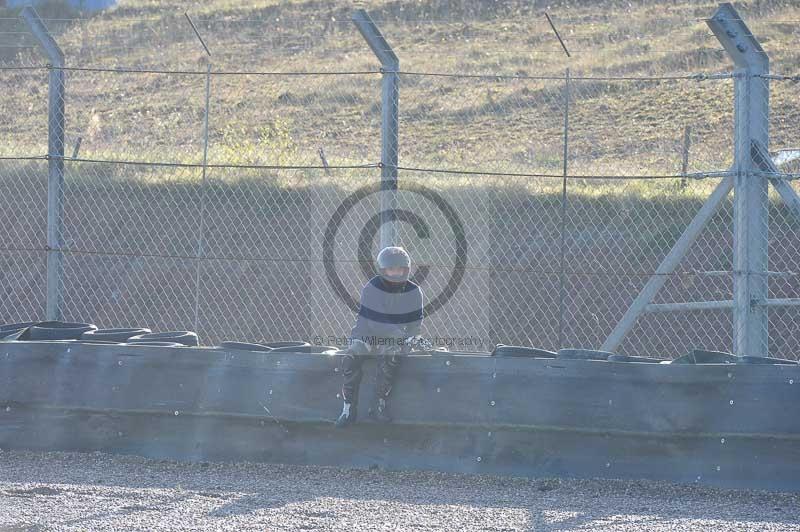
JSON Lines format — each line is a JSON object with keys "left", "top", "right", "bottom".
{"left": 0, "top": 450, "right": 798, "bottom": 531}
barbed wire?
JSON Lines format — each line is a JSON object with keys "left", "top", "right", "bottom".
{"left": 758, "top": 171, "right": 800, "bottom": 181}
{"left": 0, "top": 156, "right": 738, "bottom": 181}
{"left": 50, "top": 65, "right": 381, "bottom": 76}
{"left": 397, "top": 70, "right": 734, "bottom": 81}
{"left": 0, "top": 65, "right": 43, "bottom": 70}
{"left": 6, "top": 14, "right": 800, "bottom": 24}
{"left": 63, "top": 156, "right": 380, "bottom": 171}
{"left": 396, "top": 166, "right": 733, "bottom": 181}
{"left": 0, "top": 63, "right": 739, "bottom": 82}
{"left": 758, "top": 74, "right": 800, "bottom": 82}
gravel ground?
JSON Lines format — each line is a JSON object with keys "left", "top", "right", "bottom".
{"left": 0, "top": 450, "right": 798, "bottom": 531}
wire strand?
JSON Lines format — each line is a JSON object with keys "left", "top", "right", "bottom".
{"left": 64, "top": 156, "right": 380, "bottom": 171}
{"left": 1, "top": 155, "right": 733, "bottom": 181}
{"left": 1, "top": 63, "right": 740, "bottom": 81}
{"left": 0, "top": 65, "right": 46, "bottom": 70}
{"left": 0, "top": 243, "right": 781, "bottom": 278}
{"left": 396, "top": 165, "right": 732, "bottom": 180}
{"left": 52, "top": 65, "right": 381, "bottom": 76}
{"left": 397, "top": 70, "right": 733, "bottom": 81}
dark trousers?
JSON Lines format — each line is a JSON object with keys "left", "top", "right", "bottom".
{"left": 340, "top": 352, "right": 401, "bottom": 406}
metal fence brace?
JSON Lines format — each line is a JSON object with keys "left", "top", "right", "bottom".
{"left": 604, "top": 3, "right": 800, "bottom": 357}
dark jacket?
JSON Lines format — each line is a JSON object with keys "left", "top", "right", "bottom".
{"left": 350, "top": 275, "right": 423, "bottom": 346}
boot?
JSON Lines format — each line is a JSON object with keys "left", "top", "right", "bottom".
{"left": 334, "top": 402, "right": 357, "bottom": 428}
{"left": 368, "top": 397, "right": 392, "bottom": 424}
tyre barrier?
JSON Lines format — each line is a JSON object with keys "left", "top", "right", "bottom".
{"left": 270, "top": 344, "right": 339, "bottom": 354}
{"left": 557, "top": 348, "right": 616, "bottom": 361}
{"left": 0, "top": 321, "right": 36, "bottom": 334}
{"left": 491, "top": 345, "right": 556, "bottom": 358}
{"left": 413, "top": 349, "right": 461, "bottom": 356}
{"left": 81, "top": 328, "right": 152, "bottom": 343}
{"left": 607, "top": 354, "right": 662, "bottom": 364}
{"left": 0, "top": 329, "right": 25, "bottom": 341}
{"left": 0, "top": 326, "right": 32, "bottom": 341}
{"left": 424, "top": 347, "right": 453, "bottom": 355}
{"left": 3, "top": 322, "right": 798, "bottom": 369}
{"left": 127, "top": 331, "right": 199, "bottom": 347}
{"left": 218, "top": 341, "right": 273, "bottom": 352}
{"left": 671, "top": 349, "right": 738, "bottom": 365}
{"left": 20, "top": 339, "right": 77, "bottom": 343}
{"left": 739, "top": 355, "right": 798, "bottom": 365}
{"left": 27, "top": 321, "right": 98, "bottom": 341}
{"left": 263, "top": 341, "right": 310, "bottom": 349}
{"left": 125, "top": 340, "right": 185, "bottom": 347}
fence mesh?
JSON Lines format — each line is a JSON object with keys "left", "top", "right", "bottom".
{"left": 0, "top": 158, "right": 47, "bottom": 321}
{"left": 0, "top": 7, "right": 799, "bottom": 359}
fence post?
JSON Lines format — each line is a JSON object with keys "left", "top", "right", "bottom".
{"left": 557, "top": 69, "right": 570, "bottom": 351}
{"left": 603, "top": 3, "right": 770, "bottom": 356}
{"left": 21, "top": 6, "right": 65, "bottom": 322}
{"left": 352, "top": 9, "right": 399, "bottom": 249}
{"left": 185, "top": 13, "right": 212, "bottom": 340}
{"left": 708, "top": 3, "right": 769, "bottom": 357}
{"left": 193, "top": 63, "right": 211, "bottom": 337}
{"left": 680, "top": 125, "right": 691, "bottom": 189}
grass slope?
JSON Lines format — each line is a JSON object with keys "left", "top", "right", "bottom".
{"left": 1, "top": 1, "right": 799, "bottom": 357}
{"left": 1, "top": 0, "right": 799, "bottom": 179}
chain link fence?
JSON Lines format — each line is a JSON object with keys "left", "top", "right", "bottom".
{"left": 1, "top": 7, "right": 799, "bottom": 358}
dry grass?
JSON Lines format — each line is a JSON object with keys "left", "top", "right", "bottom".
{"left": 1, "top": 0, "right": 799, "bottom": 185}
{"left": 1, "top": 1, "right": 800, "bottom": 357}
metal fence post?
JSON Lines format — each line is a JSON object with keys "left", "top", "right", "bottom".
{"left": 708, "top": 3, "right": 769, "bottom": 357}
{"left": 352, "top": 9, "right": 399, "bottom": 249}
{"left": 194, "top": 63, "right": 211, "bottom": 337}
{"left": 680, "top": 125, "right": 691, "bottom": 189}
{"left": 186, "top": 13, "right": 212, "bottom": 340}
{"left": 733, "top": 69, "right": 769, "bottom": 357}
{"left": 603, "top": 3, "right": 770, "bottom": 356}
{"left": 21, "top": 6, "right": 65, "bottom": 321}
{"left": 558, "top": 69, "right": 570, "bottom": 351}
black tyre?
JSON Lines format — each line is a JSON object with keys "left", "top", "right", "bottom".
{"left": 81, "top": 327, "right": 151, "bottom": 343}
{"left": 672, "top": 349, "right": 737, "bottom": 365}
{"left": 0, "top": 328, "right": 28, "bottom": 341}
{"left": 739, "top": 355, "right": 797, "bottom": 365}
{"left": 491, "top": 344, "right": 556, "bottom": 358}
{"left": 270, "top": 344, "right": 338, "bottom": 353}
{"left": 126, "top": 340, "right": 185, "bottom": 347}
{"left": 427, "top": 350, "right": 484, "bottom": 356}
{"left": 4, "top": 321, "right": 40, "bottom": 341}
{"left": 264, "top": 341, "right": 310, "bottom": 349}
{"left": 0, "top": 322, "right": 37, "bottom": 333}
{"left": 28, "top": 321, "right": 98, "bottom": 341}
{"left": 127, "top": 331, "right": 199, "bottom": 347}
{"left": 607, "top": 354, "right": 661, "bottom": 364}
{"left": 218, "top": 341, "right": 273, "bottom": 352}
{"left": 557, "top": 348, "right": 615, "bottom": 361}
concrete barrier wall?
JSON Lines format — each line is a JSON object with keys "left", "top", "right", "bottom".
{"left": 1, "top": 341, "right": 799, "bottom": 491}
